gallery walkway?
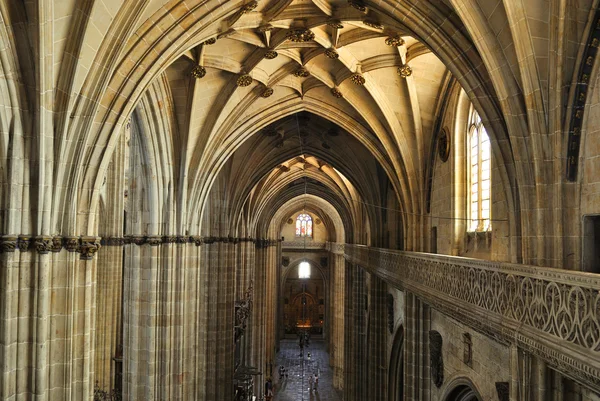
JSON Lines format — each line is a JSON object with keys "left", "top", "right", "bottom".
{"left": 273, "top": 339, "right": 342, "bottom": 401}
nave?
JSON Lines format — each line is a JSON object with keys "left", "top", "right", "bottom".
{"left": 272, "top": 339, "right": 342, "bottom": 401}
{"left": 1, "top": 1, "right": 600, "bottom": 400}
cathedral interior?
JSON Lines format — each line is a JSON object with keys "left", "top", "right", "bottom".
{"left": 1, "top": 0, "right": 600, "bottom": 400}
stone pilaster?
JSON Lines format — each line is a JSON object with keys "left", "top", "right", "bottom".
{"left": 405, "top": 292, "right": 431, "bottom": 401}
{"left": 330, "top": 252, "right": 345, "bottom": 389}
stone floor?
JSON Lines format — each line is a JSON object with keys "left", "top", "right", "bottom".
{"left": 273, "top": 338, "right": 342, "bottom": 401}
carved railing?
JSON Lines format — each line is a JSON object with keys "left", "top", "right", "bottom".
{"left": 344, "top": 244, "right": 600, "bottom": 392}
{"left": 281, "top": 241, "right": 326, "bottom": 250}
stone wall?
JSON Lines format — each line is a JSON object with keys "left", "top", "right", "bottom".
{"left": 430, "top": 310, "right": 511, "bottom": 401}
{"left": 429, "top": 90, "right": 510, "bottom": 262}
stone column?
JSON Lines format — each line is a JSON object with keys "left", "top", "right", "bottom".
{"left": 404, "top": 292, "right": 430, "bottom": 401}
{"left": 123, "top": 239, "right": 160, "bottom": 400}
{"left": 94, "top": 132, "right": 126, "bottom": 393}
{"left": 251, "top": 243, "right": 267, "bottom": 397}
{"left": 344, "top": 262, "right": 367, "bottom": 401}
{"left": 330, "top": 252, "right": 345, "bottom": 389}
{"left": 368, "top": 274, "right": 388, "bottom": 401}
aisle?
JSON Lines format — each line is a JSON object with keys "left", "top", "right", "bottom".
{"left": 272, "top": 339, "right": 342, "bottom": 401}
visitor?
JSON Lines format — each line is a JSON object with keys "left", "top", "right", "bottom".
{"left": 308, "top": 374, "right": 313, "bottom": 391}
{"left": 265, "top": 378, "right": 273, "bottom": 400}
{"left": 314, "top": 373, "right": 318, "bottom": 391}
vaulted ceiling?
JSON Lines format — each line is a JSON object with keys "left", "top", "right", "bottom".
{"left": 158, "top": 0, "right": 450, "bottom": 235}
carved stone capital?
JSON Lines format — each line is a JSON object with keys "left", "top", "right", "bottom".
{"left": 102, "top": 236, "right": 125, "bottom": 246}
{"left": 51, "top": 236, "right": 63, "bottom": 252}
{"left": 80, "top": 236, "right": 101, "bottom": 260}
{"left": 162, "top": 235, "right": 177, "bottom": 244}
{"left": 18, "top": 235, "right": 32, "bottom": 252}
{"left": 175, "top": 236, "right": 189, "bottom": 244}
{"left": 129, "top": 235, "right": 146, "bottom": 246}
{"left": 34, "top": 236, "right": 53, "bottom": 254}
{"left": 191, "top": 236, "right": 203, "bottom": 246}
{"left": 64, "top": 236, "right": 80, "bottom": 252}
{"left": 146, "top": 235, "right": 162, "bottom": 246}
{"left": 0, "top": 236, "right": 18, "bottom": 252}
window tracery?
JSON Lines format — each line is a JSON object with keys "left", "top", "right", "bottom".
{"left": 295, "top": 213, "right": 313, "bottom": 237}
{"left": 468, "top": 109, "right": 491, "bottom": 232}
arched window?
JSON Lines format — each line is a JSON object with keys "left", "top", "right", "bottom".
{"left": 295, "top": 213, "right": 313, "bottom": 237}
{"left": 298, "top": 261, "right": 311, "bottom": 278}
{"left": 468, "top": 108, "right": 491, "bottom": 232}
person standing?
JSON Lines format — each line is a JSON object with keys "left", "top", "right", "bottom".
{"left": 314, "top": 374, "right": 318, "bottom": 391}
{"left": 265, "top": 378, "right": 273, "bottom": 400}
{"left": 308, "top": 374, "right": 313, "bottom": 391}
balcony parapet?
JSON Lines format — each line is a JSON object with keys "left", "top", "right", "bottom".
{"left": 344, "top": 244, "right": 600, "bottom": 393}
{"left": 281, "top": 241, "right": 327, "bottom": 250}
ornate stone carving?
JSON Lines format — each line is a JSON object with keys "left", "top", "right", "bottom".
{"left": 438, "top": 128, "right": 450, "bottom": 162}
{"left": 50, "top": 236, "right": 63, "bottom": 252}
{"left": 385, "top": 36, "right": 405, "bottom": 47}
{"left": 191, "top": 236, "right": 203, "bottom": 246}
{"left": 495, "top": 382, "right": 509, "bottom": 401}
{"left": 240, "top": 1, "right": 258, "bottom": 13}
{"left": 80, "top": 237, "right": 101, "bottom": 260}
{"left": 191, "top": 65, "right": 206, "bottom": 78}
{"left": 175, "top": 236, "right": 188, "bottom": 244}
{"left": 64, "top": 236, "right": 80, "bottom": 252}
{"left": 363, "top": 20, "right": 383, "bottom": 30}
{"left": 325, "top": 48, "right": 339, "bottom": 59}
{"left": 327, "top": 20, "right": 344, "bottom": 29}
{"left": 102, "top": 237, "right": 125, "bottom": 246}
{"left": 343, "top": 244, "right": 600, "bottom": 392}
{"left": 236, "top": 74, "right": 253, "bottom": 87}
{"left": 429, "top": 330, "right": 444, "bottom": 388}
{"left": 348, "top": 0, "right": 366, "bottom": 12}
{"left": 203, "top": 37, "right": 217, "bottom": 45}
{"left": 146, "top": 236, "right": 162, "bottom": 246}
{"left": 293, "top": 68, "right": 310, "bottom": 78}
{"left": 287, "top": 218, "right": 294, "bottom": 224}
{"left": 129, "top": 235, "right": 146, "bottom": 246}
{"left": 387, "top": 294, "right": 395, "bottom": 334}
{"left": 0, "top": 236, "right": 18, "bottom": 252}
{"left": 350, "top": 73, "right": 365, "bottom": 85}
{"left": 286, "top": 28, "right": 315, "bottom": 42}
{"left": 33, "top": 236, "right": 53, "bottom": 254}
{"left": 282, "top": 256, "right": 290, "bottom": 267}
{"left": 163, "top": 235, "right": 177, "bottom": 244}
{"left": 264, "top": 50, "right": 278, "bottom": 59}
{"left": 261, "top": 87, "right": 274, "bottom": 98}
{"left": 17, "top": 235, "right": 32, "bottom": 252}
{"left": 331, "top": 87, "right": 343, "bottom": 98}
{"left": 235, "top": 281, "right": 254, "bottom": 343}
{"left": 397, "top": 64, "right": 412, "bottom": 78}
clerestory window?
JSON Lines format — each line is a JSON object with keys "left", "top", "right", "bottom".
{"left": 468, "top": 108, "right": 491, "bottom": 232}
{"left": 295, "top": 213, "right": 313, "bottom": 237}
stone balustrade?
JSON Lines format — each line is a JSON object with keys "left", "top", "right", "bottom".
{"left": 343, "top": 244, "right": 600, "bottom": 393}
{"left": 281, "top": 241, "right": 327, "bottom": 249}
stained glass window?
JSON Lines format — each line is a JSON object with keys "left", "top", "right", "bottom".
{"left": 295, "top": 213, "right": 313, "bottom": 237}
{"left": 468, "top": 108, "right": 491, "bottom": 232}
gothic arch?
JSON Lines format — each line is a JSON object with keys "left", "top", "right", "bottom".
{"left": 388, "top": 325, "right": 404, "bottom": 401}
{"left": 441, "top": 378, "right": 483, "bottom": 401}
